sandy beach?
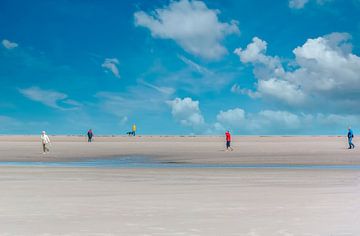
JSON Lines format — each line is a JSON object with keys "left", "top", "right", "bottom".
{"left": 0, "top": 136, "right": 359, "bottom": 235}
{"left": 0, "top": 135, "right": 358, "bottom": 165}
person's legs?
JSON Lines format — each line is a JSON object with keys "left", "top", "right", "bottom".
{"left": 133, "top": 131, "right": 136, "bottom": 136}
{"left": 43, "top": 143, "right": 49, "bottom": 153}
{"left": 226, "top": 141, "right": 230, "bottom": 150}
{"left": 229, "top": 141, "right": 233, "bottom": 151}
{"left": 348, "top": 138, "right": 354, "bottom": 149}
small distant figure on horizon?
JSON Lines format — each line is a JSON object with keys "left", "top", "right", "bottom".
{"left": 132, "top": 124, "right": 137, "bottom": 136}
{"left": 41, "top": 131, "right": 51, "bottom": 154}
{"left": 87, "top": 129, "right": 94, "bottom": 142}
{"left": 225, "top": 130, "right": 233, "bottom": 151}
{"left": 347, "top": 127, "right": 355, "bottom": 149}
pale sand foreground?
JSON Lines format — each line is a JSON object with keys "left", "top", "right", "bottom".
{"left": 0, "top": 168, "right": 359, "bottom": 235}
{"left": 0, "top": 136, "right": 359, "bottom": 235}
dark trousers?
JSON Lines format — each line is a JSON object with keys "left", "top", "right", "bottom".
{"left": 42, "top": 143, "right": 49, "bottom": 152}
{"left": 349, "top": 138, "right": 355, "bottom": 149}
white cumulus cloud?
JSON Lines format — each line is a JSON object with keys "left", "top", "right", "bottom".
{"left": 234, "top": 37, "right": 268, "bottom": 63}
{"left": 234, "top": 37, "right": 285, "bottom": 79}
{"left": 166, "top": 97, "right": 205, "bottom": 127}
{"left": 257, "top": 79, "right": 306, "bottom": 105}
{"left": 234, "top": 33, "right": 360, "bottom": 110}
{"left": 134, "top": 0, "right": 239, "bottom": 60}
{"left": 2, "top": 39, "right": 18, "bottom": 49}
{"left": 216, "top": 108, "right": 246, "bottom": 128}
{"left": 102, "top": 58, "right": 120, "bottom": 78}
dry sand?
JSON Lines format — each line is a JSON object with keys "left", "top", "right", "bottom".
{"left": 0, "top": 136, "right": 359, "bottom": 235}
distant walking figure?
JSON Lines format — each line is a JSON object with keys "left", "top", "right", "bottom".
{"left": 132, "top": 124, "right": 137, "bottom": 136}
{"left": 225, "top": 131, "right": 233, "bottom": 151}
{"left": 41, "top": 131, "right": 51, "bottom": 154}
{"left": 87, "top": 129, "right": 94, "bottom": 142}
{"left": 347, "top": 127, "right": 355, "bottom": 149}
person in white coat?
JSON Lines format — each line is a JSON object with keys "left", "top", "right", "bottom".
{"left": 41, "top": 131, "right": 51, "bottom": 154}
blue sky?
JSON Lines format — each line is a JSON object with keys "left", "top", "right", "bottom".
{"left": 0, "top": 0, "right": 359, "bottom": 135}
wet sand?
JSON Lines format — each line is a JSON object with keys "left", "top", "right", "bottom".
{"left": 0, "top": 136, "right": 359, "bottom": 235}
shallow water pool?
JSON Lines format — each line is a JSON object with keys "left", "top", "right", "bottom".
{"left": 0, "top": 156, "right": 360, "bottom": 169}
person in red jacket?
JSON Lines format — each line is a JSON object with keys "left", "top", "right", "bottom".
{"left": 225, "top": 131, "right": 233, "bottom": 151}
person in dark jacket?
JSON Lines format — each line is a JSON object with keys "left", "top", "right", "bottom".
{"left": 87, "top": 129, "right": 94, "bottom": 142}
{"left": 347, "top": 127, "right": 355, "bottom": 149}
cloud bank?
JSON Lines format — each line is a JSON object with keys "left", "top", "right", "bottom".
{"left": 234, "top": 33, "right": 360, "bottom": 112}
{"left": 214, "top": 107, "right": 359, "bottom": 134}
